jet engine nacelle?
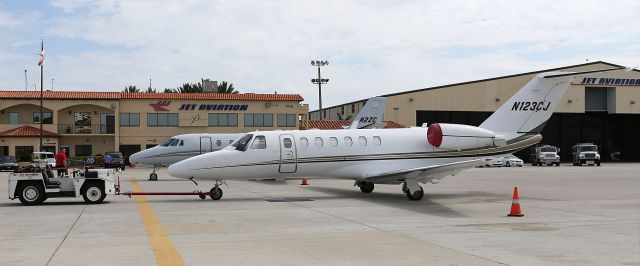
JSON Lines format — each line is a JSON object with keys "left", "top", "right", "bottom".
{"left": 427, "top": 123, "right": 505, "bottom": 150}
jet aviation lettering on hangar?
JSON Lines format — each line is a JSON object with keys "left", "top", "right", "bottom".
{"left": 168, "top": 67, "right": 626, "bottom": 201}
{"left": 129, "top": 96, "right": 389, "bottom": 180}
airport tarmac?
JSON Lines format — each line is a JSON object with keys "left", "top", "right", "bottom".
{"left": 1, "top": 163, "right": 639, "bottom": 266}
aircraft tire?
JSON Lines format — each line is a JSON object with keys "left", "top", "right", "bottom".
{"left": 359, "top": 182, "right": 374, "bottom": 193}
{"left": 210, "top": 187, "right": 223, "bottom": 200}
{"left": 149, "top": 173, "right": 158, "bottom": 181}
{"left": 406, "top": 186, "right": 424, "bottom": 201}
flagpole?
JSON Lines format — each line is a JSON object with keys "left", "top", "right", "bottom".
{"left": 39, "top": 39, "right": 43, "bottom": 152}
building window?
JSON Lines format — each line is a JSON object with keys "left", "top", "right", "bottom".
{"left": 15, "top": 146, "right": 33, "bottom": 162}
{"left": 373, "top": 136, "right": 381, "bottom": 146}
{"left": 315, "top": 137, "right": 323, "bottom": 148}
{"left": 33, "top": 112, "right": 52, "bottom": 124}
{"left": 300, "top": 137, "right": 309, "bottom": 148}
{"left": 344, "top": 136, "right": 353, "bottom": 147}
{"left": 120, "top": 113, "right": 140, "bottom": 126}
{"left": 75, "top": 145, "right": 92, "bottom": 157}
{"left": 351, "top": 104, "right": 355, "bottom": 113}
{"left": 323, "top": 110, "right": 327, "bottom": 118}
{"left": 244, "top": 113, "right": 273, "bottom": 127}
{"left": 329, "top": 137, "right": 338, "bottom": 147}
{"left": 277, "top": 114, "right": 297, "bottom": 127}
{"left": 359, "top": 136, "right": 367, "bottom": 146}
{"left": 9, "top": 112, "right": 19, "bottom": 124}
{"left": 147, "top": 113, "right": 178, "bottom": 127}
{"left": 340, "top": 106, "right": 344, "bottom": 115}
{"left": 208, "top": 113, "right": 238, "bottom": 127}
{"left": 250, "top": 136, "right": 267, "bottom": 149}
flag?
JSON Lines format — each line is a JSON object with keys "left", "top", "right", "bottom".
{"left": 38, "top": 49, "right": 45, "bottom": 66}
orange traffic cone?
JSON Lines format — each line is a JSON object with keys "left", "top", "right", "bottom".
{"left": 508, "top": 186, "right": 524, "bottom": 217}
{"left": 301, "top": 178, "right": 309, "bottom": 186}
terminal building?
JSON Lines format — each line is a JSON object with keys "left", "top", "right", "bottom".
{"left": 0, "top": 91, "right": 308, "bottom": 162}
{"left": 310, "top": 61, "right": 640, "bottom": 161}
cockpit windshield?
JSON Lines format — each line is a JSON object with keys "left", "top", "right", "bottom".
{"left": 160, "top": 138, "right": 175, "bottom": 147}
{"left": 230, "top": 134, "right": 253, "bottom": 151}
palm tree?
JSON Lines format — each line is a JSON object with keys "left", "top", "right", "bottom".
{"left": 123, "top": 85, "right": 139, "bottom": 93}
{"left": 163, "top": 88, "right": 177, "bottom": 93}
{"left": 146, "top": 87, "right": 157, "bottom": 93}
{"left": 217, "top": 81, "right": 239, "bottom": 94}
{"left": 177, "top": 82, "right": 204, "bottom": 93}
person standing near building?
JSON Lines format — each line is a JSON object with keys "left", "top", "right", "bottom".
{"left": 55, "top": 149, "right": 67, "bottom": 177}
{"left": 103, "top": 153, "right": 112, "bottom": 169}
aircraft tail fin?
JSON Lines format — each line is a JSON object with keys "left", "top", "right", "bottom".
{"left": 479, "top": 67, "right": 624, "bottom": 142}
{"left": 349, "top": 97, "right": 388, "bottom": 129}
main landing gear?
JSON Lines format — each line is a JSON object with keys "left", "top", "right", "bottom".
{"left": 149, "top": 166, "right": 158, "bottom": 181}
{"left": 403, "top": 180, "right": 424, "bottom": 201}
{"left": 357, "top": 181, "right": 375, "bottom": 193}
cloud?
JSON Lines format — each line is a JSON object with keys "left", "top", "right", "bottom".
{"left": 0, "top": 0, "right": 638, "bottom": 109}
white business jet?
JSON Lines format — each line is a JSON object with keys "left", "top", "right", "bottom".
{"left": 129, "top": 97, "right": 389, "bottom": 180}
{"left": 168, "top": 67, "right": 625, "bottom": 201}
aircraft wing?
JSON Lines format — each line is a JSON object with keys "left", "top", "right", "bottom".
{"left": 360, "top": 158, "right": 489, "bottom": 184}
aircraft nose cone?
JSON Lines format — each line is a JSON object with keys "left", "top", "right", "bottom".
{"left": 168, "top": 160, "right": 193, "bottom": 179}
{"left": 129, "top": 152, "right": 141, "bottom": 164}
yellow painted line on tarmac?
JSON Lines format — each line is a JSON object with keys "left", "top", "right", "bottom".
{"left": 131, "top": 179, "right": 185, "bottom": 266}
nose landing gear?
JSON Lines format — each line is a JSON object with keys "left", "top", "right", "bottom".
{"left": 149, "top": 166, "right": 158, "bottom": 181}
{"left": 210, "top": 180, "right": 224, "bottom": 200}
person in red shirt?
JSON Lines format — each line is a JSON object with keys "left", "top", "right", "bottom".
{"left": 55, "top": 149, "right": 67, "bottom": 177}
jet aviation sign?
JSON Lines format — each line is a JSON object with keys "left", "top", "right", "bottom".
{"left": 578, "top": 77, "right": 640, "bottom": 86}
{"left": 149, "top": 101, "right": 249, "bottom": 112}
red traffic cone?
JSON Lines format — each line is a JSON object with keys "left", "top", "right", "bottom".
{"left": 508, "top": 186, "right": 524, "bottom": 217}
{"left": 301, "top": 178, "right": 309, "bottom": 186}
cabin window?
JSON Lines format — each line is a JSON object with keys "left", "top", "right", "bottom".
{"left": 329, "top": 137, "right": 338, "bottom": 147}
{"left": 300, "top": 137, "right": 309, "bottom": 148}
{"left": 229, "top": 140, "right": 234, "bottom": 144}
{"left": 251, "top": 136, "right": 267, "bottom": 149}
{"left": 283, "top": 138, "right": 293, "bottom": 148}
{"left": 359, "top": 136, "right": 367, "bottom": 146}
{"left": 344, "top": 137, "right": 353, "bottom": 147}
{"left": 315, "top": 137, "right": 323, "bottom": 148}
{"left": 373, "top": 136, "right": 381, "bottom": 146}
{"left": 216, "top": 140, "right": 222, "bottom": 147}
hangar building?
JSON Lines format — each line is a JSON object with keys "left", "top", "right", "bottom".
{"left": 0, "top": 91, "right": 307, "bottom": 162}
{"left": 310, "top": 61, "right": 640, "bottom": 161}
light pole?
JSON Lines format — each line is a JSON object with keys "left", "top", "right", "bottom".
{"left": 311, "top": 60, "right": 329, "bottom": 119}
{"left": 51, "top": 78, "right": 54, "bottom": 91}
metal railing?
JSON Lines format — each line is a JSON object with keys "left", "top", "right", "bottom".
{"left": 57, "top": 124, "right": 115, "bottom": 134}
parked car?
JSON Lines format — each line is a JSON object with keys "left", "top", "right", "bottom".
{"left": 105, "top": 152, "right": 125, "bottom": 170}
{"left": 502, "top": 154, "right": 524, "bottom": 167}
{"left": 486, "top": 154, "right": 524, "bottom": 167}
{"left": 31, "top": 152, "right": 56, "bottom": 168}
{"left": 0, "top": 156, "right": 18, "bottom": 171}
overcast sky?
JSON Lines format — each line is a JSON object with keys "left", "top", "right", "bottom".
{"left": 0, "top": 0, "right": 638, "bottom": 110}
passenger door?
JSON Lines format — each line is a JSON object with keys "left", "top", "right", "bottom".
{"left": 279, "top": 134, "right": 297, "bottom": 173}
{"left": 200, "top": 137, "right": 212, "bottom": 154}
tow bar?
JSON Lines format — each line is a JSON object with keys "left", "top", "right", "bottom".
{"left": 115, "top": 174, "right": 214, "bottom": 200}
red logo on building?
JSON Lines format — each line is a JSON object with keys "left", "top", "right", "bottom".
{"left": 150, "top": 100, "right": 171, "bottom": 111}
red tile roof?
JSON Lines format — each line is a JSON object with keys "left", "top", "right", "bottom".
{"left": 0, "top": 125, "right": 60, "bottom": 138}
{"left": 0, "top": 91, "right": 304, "bottom": 101}
{"left": 306, "top": 120, "right": 407, "bottom": 130}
